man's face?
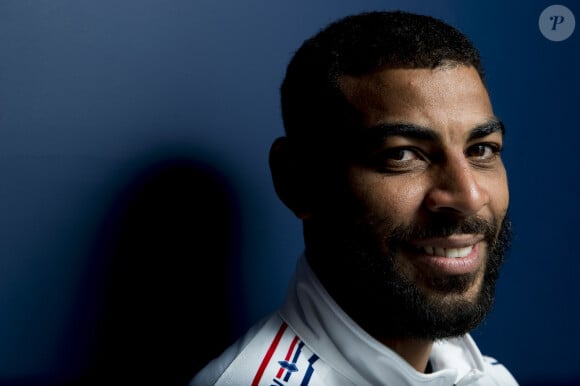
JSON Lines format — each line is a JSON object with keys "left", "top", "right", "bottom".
{"left": 314, "top": 65, "right": 510, "bottom": 339}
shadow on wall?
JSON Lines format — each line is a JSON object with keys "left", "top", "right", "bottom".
{"left": 63, "top": 155, "right": 243, "bottom": 386}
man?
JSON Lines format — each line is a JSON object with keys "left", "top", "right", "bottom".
{"left": 191, "top": 10, "right": 517, "bottom": 385}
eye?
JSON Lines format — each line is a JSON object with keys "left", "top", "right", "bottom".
{"left": 366, "top": 147, "right": 426, "bottom": 172}
{"left": 466, "top": 143, "right": 501, "bottom": 161}
{"left": 386, "top": 148, "right": 421, "bottom": 161}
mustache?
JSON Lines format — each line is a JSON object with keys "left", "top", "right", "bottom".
{"left": 386, "top": 215, "right": 499, "bottom": 245}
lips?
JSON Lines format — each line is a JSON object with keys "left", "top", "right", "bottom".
{"left": 409, "top": 236, "right": 485, "bottom": 275}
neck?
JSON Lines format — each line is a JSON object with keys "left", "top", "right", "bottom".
{"left": 379, "top": 337, "right": 433, "bottom": 373}
{"left": 304, "top": 244, "right": 436, "bottom": 373}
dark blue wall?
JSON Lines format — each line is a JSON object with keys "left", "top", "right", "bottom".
{"left": 0, "top": 1, "right": 578, "bottom": 385}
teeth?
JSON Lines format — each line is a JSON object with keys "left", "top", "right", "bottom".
{"left": 447, "top": 248, "right": 459, "bottom": 258}
{"left": 422, "top": 245, "right": 473, "bottom": 258}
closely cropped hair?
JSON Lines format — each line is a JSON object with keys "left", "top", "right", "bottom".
{"left": 280, "top": 10, "right": 484, "bottom": 141}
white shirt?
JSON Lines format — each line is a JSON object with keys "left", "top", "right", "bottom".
{"left": 190, "top": 254, "right": 518, "bottom": 385}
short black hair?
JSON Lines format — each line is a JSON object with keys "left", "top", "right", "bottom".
{"left": 280, "top": 10, "right": 484, "bottom": 141}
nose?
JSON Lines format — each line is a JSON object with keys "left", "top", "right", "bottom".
{"left": 423, "top": 157, "right": 489, "bottom": 217}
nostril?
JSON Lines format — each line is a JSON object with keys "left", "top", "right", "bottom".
{"left": 423, "top": 170, "right": 488, "bottom": 216}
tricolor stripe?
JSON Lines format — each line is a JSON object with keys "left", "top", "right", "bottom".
{"left": 251, "top": 322, "right": 288, "bottom": 386}
{"left": 302, "top": 354, "right": 319, "bottom": 385}
{"left": 276, "top": 335, "right": 300, "bottom": 379}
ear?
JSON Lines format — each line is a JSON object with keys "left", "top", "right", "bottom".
{"left": 269, "top": 137, "right": 314, "bottom": 220}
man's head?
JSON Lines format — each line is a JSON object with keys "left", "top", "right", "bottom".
{"left": 279, "top": 10, "right": 484, "bottom": 143}
{"left": 270, "top": 11, "right": 511, "bottom": 341}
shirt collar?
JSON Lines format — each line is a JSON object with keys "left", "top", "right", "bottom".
{"left": 280, "top": 253, "right": 486, "bottom": 385}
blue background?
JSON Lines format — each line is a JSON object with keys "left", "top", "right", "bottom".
{"left": 0, "top": 1, "right": 578, "bottom": 385}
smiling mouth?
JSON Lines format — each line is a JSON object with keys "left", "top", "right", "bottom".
{"left": 421, "top": 245, "right": 474, "bottom": 258}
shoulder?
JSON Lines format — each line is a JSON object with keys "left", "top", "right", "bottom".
{"left": 188, "top": 313, "right": 285, "bottom": 386}
{"left": 190, "top": 313, "right": 348, "bottom": 386}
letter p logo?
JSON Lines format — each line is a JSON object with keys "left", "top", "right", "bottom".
{"left": 550, "top": 15, "right": 565, "bottom": 30}
{"left": 539, "top": 5, "right": 576, "bottom": 41}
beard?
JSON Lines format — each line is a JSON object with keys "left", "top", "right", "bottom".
{"left": 308, "top": 213, "right": 513, "bottom": 341}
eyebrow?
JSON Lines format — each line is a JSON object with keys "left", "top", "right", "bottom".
{"left": 359, "top": 118, "right": 505, "bottom": 144}
{"left": 467, "top": 119, "right": 505, "bottom": 141}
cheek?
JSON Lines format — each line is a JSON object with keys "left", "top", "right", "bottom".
{"left": 347, "top": 172, "right": 427, "bottom": 222}
{"left": 487, "top": 169, "right": 510, "bottom": 216}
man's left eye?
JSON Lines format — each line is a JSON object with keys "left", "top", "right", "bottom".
{"left": 466, "top": 143, "right": 500, "bottom": 159}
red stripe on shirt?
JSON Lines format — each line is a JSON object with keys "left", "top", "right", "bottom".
{"left": 276, "top": 335, "right": 300, "bottom": 379}
{"left": 251, "top": 321, "right": 288, "bottom": 386}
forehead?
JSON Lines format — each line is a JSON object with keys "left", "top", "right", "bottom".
{"left": 338, "top": 66, "right": 494, "bottom": 138}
